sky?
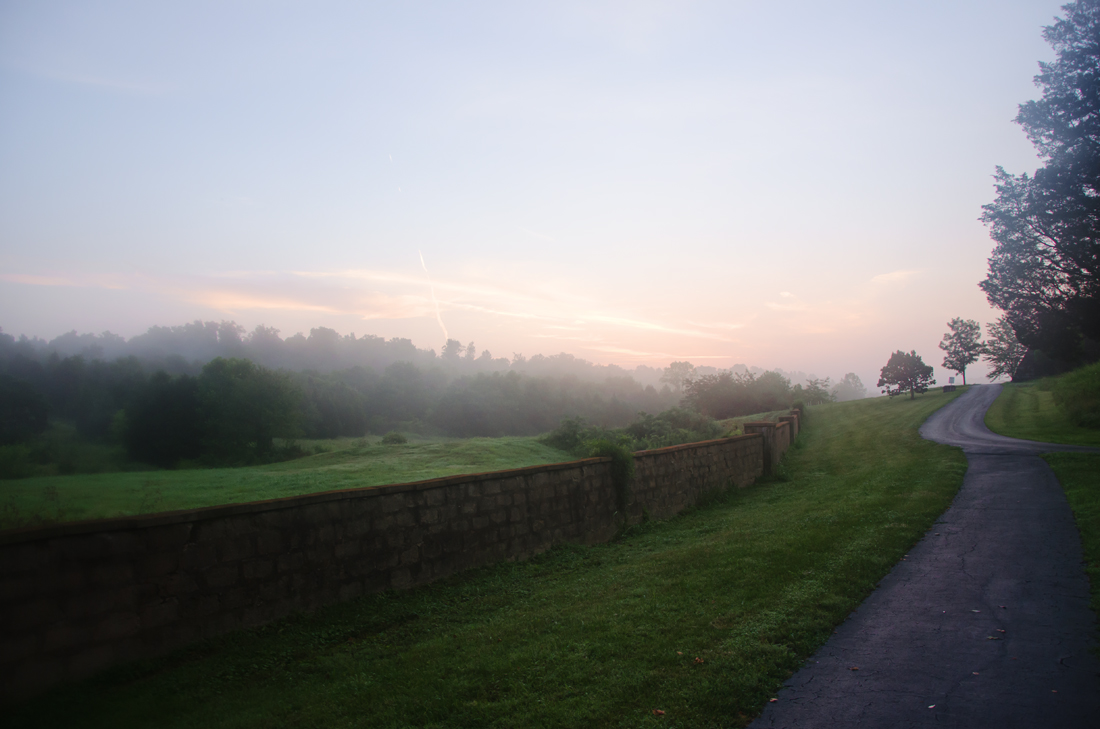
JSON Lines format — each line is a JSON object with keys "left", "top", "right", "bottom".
{"left": 0, "top": 0, "right": 1067, "bottom": 389}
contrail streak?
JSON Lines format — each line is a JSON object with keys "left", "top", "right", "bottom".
{"left": 418, "top": 250, "right": 449, "bottom": 343}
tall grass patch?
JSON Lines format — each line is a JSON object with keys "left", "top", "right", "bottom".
{"left": 8, "top": 390, "right": 966, "bottom": 728}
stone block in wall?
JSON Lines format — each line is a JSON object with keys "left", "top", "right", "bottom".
{"left": 775, "top": 421, "right": 791, "bottom": 459}
{"left": 67, "top": 644, "right": 116, "bottom": 680}
{"left": 138, "top": 600, "right": 179, "bottom": 630}
{"left": 742, "top": 422, "right": 779, "bottom": 474}
{"left": 778, "top": 414, "right": 797, "bottom": 439}
{"left": 179, "top": 541, "right": 217, "bottom": 571}
{"left": 92, "top": 612, "right": 141, "bottom": 643}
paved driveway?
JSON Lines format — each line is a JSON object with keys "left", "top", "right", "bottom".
{"left": 750, "top": 385, "right": 1100, "bottom": 728}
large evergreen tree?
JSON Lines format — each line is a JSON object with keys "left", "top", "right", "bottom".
{"left": 980, "top": 0, "right": 1100, "bottom": 362}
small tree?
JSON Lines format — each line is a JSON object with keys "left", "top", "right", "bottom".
{"left": 938, "top": 318, "right": 984, "bottom": 384}
{"left": 878, "top": 350, "right": 936, "bottom": 399}
{"left": 660, "top": 361, "right": 696, "bottom": 393}
{"left": 831, "top": 372, "right": 867, "bottom": 401}
{"left": 441, "top": 339, "right": 464, "bottom": 361}
{"left": 983, "top": 315, "right": 1029, "bottom": 380}
{"left": 801, "top": 377, "right": 834, "bottom": 405}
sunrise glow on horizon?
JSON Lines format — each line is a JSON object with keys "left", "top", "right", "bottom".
{"left": 0, "top": 0, "right": 1067, "bottom": 388}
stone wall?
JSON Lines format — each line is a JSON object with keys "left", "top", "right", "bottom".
{"left": 0, "top": 426, "right": 789, "bottom": 702}
{"left": 743, "top": 419, "right": 794, "bottom": 474}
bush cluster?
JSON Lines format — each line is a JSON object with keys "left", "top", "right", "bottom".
{"left": 681, "top": 370, "right": 796, "bottom": 418}
{"left": 541, "top": 407, "right": 727, "bottom": 457}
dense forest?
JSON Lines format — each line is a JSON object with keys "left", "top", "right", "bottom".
{"left": 0, "top": 321, "right": 863, "bottom": 477}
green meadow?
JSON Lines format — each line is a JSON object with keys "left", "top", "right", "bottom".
{"left": 9, "top": 390, "right": 968, "bottom": 728}
{"left": 0, "top": 409, "right": 796, "bottom": 532}
{"left": 984, "top": 378, "right": 1100, "bottom": 447}
{"left": 0, "top": 437, "right": 573, "bottom": 530}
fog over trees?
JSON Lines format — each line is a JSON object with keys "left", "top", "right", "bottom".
{"left": 24, "top": 320, "right": 827, "bottom": 389}
{"left": 0, "top": 320, "right": 864, "bottom": 474}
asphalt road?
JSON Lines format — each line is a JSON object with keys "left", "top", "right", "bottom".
{"left": 750, "top": 385, "right": 1100, "bottom": 728}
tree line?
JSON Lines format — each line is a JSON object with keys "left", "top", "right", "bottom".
{"left": 19, "top": 319, "right": 672, "bottom": 384}
{"left": 0, "top": 331, "right": 681, "bottom": 471}
{"left": 0, "top": 327, "right": 863, "bottom": 475}
{"left": 980, "top": 0, "right": 1100, "bottom": 377}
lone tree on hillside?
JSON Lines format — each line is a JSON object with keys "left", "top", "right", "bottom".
{"left": 979, "top": 0, "right": 1100, "bottom": 363}
{"left": 939, "top": 317, "right": 984, "bottom": 384}
{"left": 878, "top": 350, "right": 936, "bottom": 399}
{"left": 984, "top": 315, "right": 1029, "bottom": 380}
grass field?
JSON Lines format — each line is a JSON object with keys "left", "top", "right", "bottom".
{"left": 0, "top": 408, "right": 798, "bottom": 531}
{"left": 984, "top": 375, "right": 1100, "bottom": 625}
{"left": 984, "top": 379, "right": 1100, "bottom": 447}
{"left": 0, "top": 436, "right": 573, "bottom": 530}
{"left": 9, "top": 390, "right": 967, "bottom": 728}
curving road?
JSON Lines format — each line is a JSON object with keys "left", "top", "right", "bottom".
{"left": 750, "top": 385, "right": 1100, "bottom": 728}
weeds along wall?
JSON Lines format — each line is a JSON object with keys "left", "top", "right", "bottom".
{"left": 0, "top": 415, "right": 798, "bottom": 702}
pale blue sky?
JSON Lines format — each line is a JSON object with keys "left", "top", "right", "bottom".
{"left": 0, "top": 0, "right": 1064, "bottom": 387}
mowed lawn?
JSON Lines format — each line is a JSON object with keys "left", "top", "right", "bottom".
{"left": 10, "top": 390, "right": 967, "bottom": 729}
{"left": 984, "top": 378, "right": 1100, "bottom": 622}
{"left": 984, "top": 379, "right": 1100, "bottom": 447}
{"left": 0, "top": 437, "right": 573, "bottom": 530}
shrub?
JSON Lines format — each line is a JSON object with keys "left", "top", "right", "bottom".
{"left": 381, "top": 431, "right": 408, "bottom": 444}
{"left": 587, "top": 438, "right": 635, "bottom": 514}
{"left": 541, "top": 408, "right": 724, "bottom": 456}
{"left": 1052, "top": 362, "right": 1100, "bottom": 428}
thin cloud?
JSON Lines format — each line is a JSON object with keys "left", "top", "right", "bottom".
{"left": 871, "top": 269, "right": 924, "bottom": 284}
{"left": 0, "top": 272, "right": 131, "bottom": 289}
{"left": 582, "top": 314, "right": 730, "bottom": 341}
{"left": 583, "top": 344, "right": 732, "bottom": 359}
{"left": 766, "top": 301, "right": 807, "bottom": 312}
{"left": 26, "top": 65, "right": 168, "bottom": 95}
{"left": 688, "top": 320, "right": 745, "bottom": 331}
{"left": 444, "top": 301, "right": 557, "bottom": 321}
{"left": 0, "top": 273, "right": 75, "bottom": 287}
{"left": 192, "top": 291, "right": 343, "bottom": 315}
{"left": 518, "top": 227, "right": 556, "bottom": 243}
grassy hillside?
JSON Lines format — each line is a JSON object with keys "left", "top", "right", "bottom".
{"left": 0, "top": 436, "right": 573, "bottom": 530}
{"left": 0, "top": 407, "right": 805, "bottom": 531}
{"left": 9, "top": 390, "right": 967, "bottom": 729}
{"left": 984, "top": 378, "right": 1100, "bottom": 447}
